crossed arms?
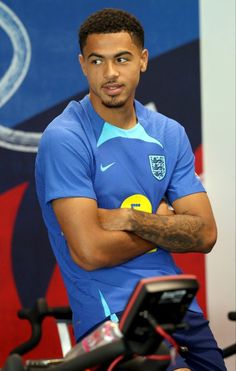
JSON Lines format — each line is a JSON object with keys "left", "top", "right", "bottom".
{"left": 52, "top": 192, "right": 217, "bottom": 271}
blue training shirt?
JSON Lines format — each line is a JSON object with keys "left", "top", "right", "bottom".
{"left": 35, "top": 95, "right": 205, "bottom": 340}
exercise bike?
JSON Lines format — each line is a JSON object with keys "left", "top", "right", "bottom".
{"left": 2, "top": 274, "right": 200, "bottom": 371}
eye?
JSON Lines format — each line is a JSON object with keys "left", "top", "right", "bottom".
{"left": 117, "top": 57, "right": 128, "bottom": 63}
{"left": 91, "top": 59, "right": 102, "bottom": 65}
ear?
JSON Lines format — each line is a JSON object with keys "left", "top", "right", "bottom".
{"left": 140, "top": 49, "right": 148, "bottom": 72}
{"left": 78, "top": 54, "right": 87, "bottom": 76}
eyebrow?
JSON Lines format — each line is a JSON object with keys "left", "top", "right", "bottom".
{"left": 87, "top": 51, "right": 133, "bottom": 59}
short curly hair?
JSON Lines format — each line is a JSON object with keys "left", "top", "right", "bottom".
{"left": 79, "top": 8, "right": 144, "bottom": 53}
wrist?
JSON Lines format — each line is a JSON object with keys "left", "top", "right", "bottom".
{"left": 125, "top": 208, "right": 139, "bottom": 232}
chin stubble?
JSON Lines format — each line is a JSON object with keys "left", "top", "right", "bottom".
{"left": 102, "top": 97, "right": 126, "bottom": 109}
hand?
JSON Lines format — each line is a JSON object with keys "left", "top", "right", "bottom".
{"left": 156, "top": 198, "right": 175, "bottom": 216}
{"left": 98, "top": 208, "right": 131, "bottom": 231}
{"left": 98, "top": 208, "right": 156, "bottom": 252}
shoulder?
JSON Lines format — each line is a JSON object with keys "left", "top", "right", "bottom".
{"left": 40, "top": 100, "right": 89, "bottom": 146}
{"left": 135, "top": 100, "right": 186, "bottom": 144}
{"left": 136, "top": 100, "right": 183, "bottom": 129}
{"left": 46, "top": 100, "right": 83, "bottom": 132}
{"left": 37, "top": 99, "right": 95, "bottom": 165}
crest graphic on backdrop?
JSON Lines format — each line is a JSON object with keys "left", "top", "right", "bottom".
{"left": 149, "top": 155, "right": 166, "bottom": 180}
{"left": 0, "top": 1, "right": 41, "bottom": 153}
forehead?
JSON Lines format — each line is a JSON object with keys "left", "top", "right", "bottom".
{"left": 83, "top": 32, "right": 141, "bottom": 57}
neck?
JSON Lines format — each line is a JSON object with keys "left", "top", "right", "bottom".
{"left": 89, "top": 94, "right": 137, "bottom": 129}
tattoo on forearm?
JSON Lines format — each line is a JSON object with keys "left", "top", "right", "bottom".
{"left": 132, "top": 211, "right": 204, "bottom": 252}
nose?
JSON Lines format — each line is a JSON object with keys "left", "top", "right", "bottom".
{"left": 103, "top": 61, "right": 119, "bottom": 79}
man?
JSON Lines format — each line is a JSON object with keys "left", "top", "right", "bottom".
{"left": 35, "top": 8, "right": 226, "bottom": 370}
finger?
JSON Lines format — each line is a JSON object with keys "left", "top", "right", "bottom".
{"left": 156, "top": 199, "right": 175, "bottom": 216}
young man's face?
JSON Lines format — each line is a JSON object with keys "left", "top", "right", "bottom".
{"left": 79, "top": 32, "right": 148, "bottom": 110}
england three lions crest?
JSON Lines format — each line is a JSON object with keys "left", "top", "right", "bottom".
{"left": 149, "top": 155, "right": 166, "bottom": 180}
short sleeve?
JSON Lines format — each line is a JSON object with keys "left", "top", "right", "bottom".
{"left": 37, "top": 124, "right": 96, "bottom": 204}
{"left": 166, "top": 126, "right": 205, "bottom": 204}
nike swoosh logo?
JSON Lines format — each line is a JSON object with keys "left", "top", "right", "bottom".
{"left": 100, "top": 162, "right": 116, "bottom": 172}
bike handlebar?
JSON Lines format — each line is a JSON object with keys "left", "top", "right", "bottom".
{"left": 10, "top": 298, "right": 72, "bottom": 355}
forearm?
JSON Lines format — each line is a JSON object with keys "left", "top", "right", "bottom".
{"left": 69, "top": 227, "right": 154, "bottom": 270}
{"left": 98, "top": 228, "right": 154, "bottom": 265}
{"left": 64, "top": 220, "right": 155, "bottom": 270}
{"left": 128, "top": 209, "right": 214, "bottom": 253}
{"left": 52, "top": 197, "right": 155, "bottom": 271}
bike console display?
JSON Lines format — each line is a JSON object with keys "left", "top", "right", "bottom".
{"left": 119, "top": 275, "right": 199, "bottom": 354}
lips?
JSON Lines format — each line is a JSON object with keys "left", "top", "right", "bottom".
{"left": 102, "top": 83, "right": 124, "bottom": 96}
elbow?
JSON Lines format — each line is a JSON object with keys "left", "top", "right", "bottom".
{"left": 201, "top": 242, "right": 215, "bottom": 254}
{"left": 70, "top": 247, "right": 110, "bottom": 271}
{"left": 201, "top": 225, "right": 217, "bottom": 254}
{"left": 77, "top": 258, "right": 107, "bottom": 272}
